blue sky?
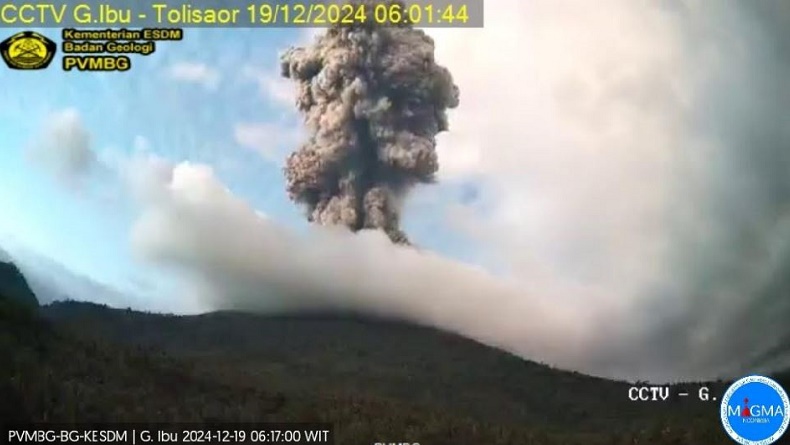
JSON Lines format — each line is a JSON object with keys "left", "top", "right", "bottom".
{"left": 0, "top": 27, "right": 477, "bottom": 306}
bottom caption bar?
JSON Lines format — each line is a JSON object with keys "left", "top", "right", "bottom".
{"left": 3, "top": 423, "right": 333, "bottom": 444}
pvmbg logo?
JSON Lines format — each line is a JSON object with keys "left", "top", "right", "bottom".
{"left": 721, "top": 375, "right": 789, "bottom": 444}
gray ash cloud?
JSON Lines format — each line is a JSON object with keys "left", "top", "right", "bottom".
{"left": 279, "top": 1, "right": 459, "bottom": 244}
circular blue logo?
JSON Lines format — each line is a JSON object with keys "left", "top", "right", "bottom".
{"left": 720, "top": 375, "right": 789, "bottom": 445}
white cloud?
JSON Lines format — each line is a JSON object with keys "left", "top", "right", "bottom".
{"left": 28, "top": 108, "right": 96, "bottom": 183}
{"left": 427, "top": 0, "right": 692, "bottom": 301}
{"left": 242, "top": 66, "right": 296, "bottom": 108}
{"left": 129, "top": 161, "right": 615, "bottom": 373}
{"left": 233, "top": 122, "right": 301, "bottom": 163}
{"left": 424, "top": 0, "right": 790, "bottom": 380}
{"left": 240, "top": 28, "right": 319, "bottom": 109}
{"left": 132, "top": 135, "right": 152, "bottom": 153}
{"left": 166, "top": 62, "right": 221, "bottom": 89}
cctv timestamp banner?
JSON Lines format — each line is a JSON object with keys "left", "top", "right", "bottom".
{"left": 0, "top": 0, "right": 485, "bottom": 28}
{"left": 4, "top": 423, "right": 334, "bottom": 444}
{"left": 243, "top": 1, "right": 480, "bottom": 27}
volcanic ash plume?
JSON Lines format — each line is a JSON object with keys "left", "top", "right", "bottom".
{"left": 280, "top": 4, "right": 460, "bottom": 244}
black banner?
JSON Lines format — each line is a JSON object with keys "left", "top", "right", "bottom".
{"left": 2, "top": 423, "right": 333, "bottom": 444}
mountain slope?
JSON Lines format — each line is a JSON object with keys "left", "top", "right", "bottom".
{"left": 0, "top": 260, "right": 38, "bottom": 308}
{"left": 0, "top": 295, "right": 685, "bottom": 444}
{"left": 38, "top": 301, "right": 745, "bottom": 444}
{"left": 0, "top": 295, "right": 288, "bottom": 423}
{"left": 8, "top": 247, "right": 143, "bottom": 308}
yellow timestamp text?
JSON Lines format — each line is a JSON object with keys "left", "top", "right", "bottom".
{"left": 244, "top": 2, "right": 471, "bottom": 27}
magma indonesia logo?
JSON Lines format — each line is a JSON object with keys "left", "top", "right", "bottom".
{"left": 721, "top": 375, "right": 789, "bottom": 444}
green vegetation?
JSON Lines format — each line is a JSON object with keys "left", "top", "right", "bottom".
{"left": 1, "top": 297, "right": 757, "bottom": 444}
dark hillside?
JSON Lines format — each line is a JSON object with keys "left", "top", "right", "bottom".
{"left": 43, "top": 304, "right": 633, "bottom": 428}
{"left": 1, "top": 295, "right": 737, "bottom": 444}
{"left": 37, "top": 301, "right": 744, "bottom": 444}
{"left": 0, "top": 261, "right": 38, "bottom": 308}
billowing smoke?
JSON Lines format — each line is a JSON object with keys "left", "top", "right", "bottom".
{"left": 27, "top": 108, "right": 96, "bottom": 185}
{"left": 29, "top": 0, "right": 790, "bottom": 383}
{"left": 279, "top": 2, "right": 459, "bottom": 244}
{"left": 129, "top": 0, "right": 790, "bottom": 382}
